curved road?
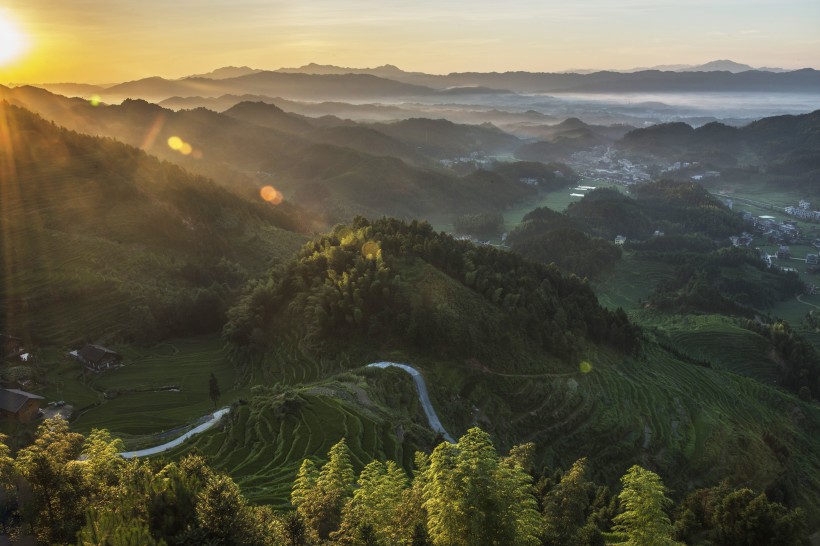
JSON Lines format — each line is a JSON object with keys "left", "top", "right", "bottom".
{"left": 367, "top": 362, "right": 455, "bottom": 443}
{"left": 119, "top": 407, "right": 231, "bottom": 458}
{"left": 120, "top": 361, "right": 453, "bottom": 458}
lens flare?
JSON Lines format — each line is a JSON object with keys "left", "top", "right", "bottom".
{"left": 167, "top": 136, "right": 184, "bottom": 151}
{"left": 180, "top": 142, "right": 193, "bottom": 155}
{"left": 260, "top": 185, "right": 284, "bottom": 205}
{"left": 89, "top": 95, "right": 102, "bottom": 107}
{"left": 579, "top": 361, "right": 593, "bottom": 374}
{"left": 361, "top": 240, "right": 381, "bottom": 259}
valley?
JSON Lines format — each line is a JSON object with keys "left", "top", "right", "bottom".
{"left": 1, "top": 59, "right": 820, "bottom": 544}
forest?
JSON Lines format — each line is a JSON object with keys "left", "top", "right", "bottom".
{"left": 0, "top": 419, "right": 807, "bottom": 545}
{"left": 223, "top": 217, "right": 639, "bottom": 365}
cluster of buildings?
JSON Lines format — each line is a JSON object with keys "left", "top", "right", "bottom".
{"left": 743, "top": 212, "right": 800, "bottom": 243}
{"left": 439, "top": 152, "right": 494, "bottom": 169}
{"left": 570, "top": 147, "right": 651, "bottom": 185}
{"left": 0, "top": 335, "right": 122, "bottom": 424}
{"left": 784, "top": 200, "right": 820, "bottom": 222}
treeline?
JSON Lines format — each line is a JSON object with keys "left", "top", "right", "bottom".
{"left": 636, "top": 245, "right": 804, "bottom": 315}
{"left": 744, "top": 319, "right": 820, "bottom": 400}
{"left": 506, "top": 207, "right": 622, "bottom": 279}
{"left": 224, "top": 217, "right": 638, "bottom": 363}
{"left": 564, "top": 182, "right": 745, "bottom": 241}
{"left": 0, "top": 420, "right": 807, "bottom": 545}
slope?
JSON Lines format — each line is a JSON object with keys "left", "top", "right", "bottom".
{"left": 0, "top": 86, "right": 539, "bottom": 225}
{"left": 165, "top": 218, "right": 820, "bottom": 527}
{"left": 0, "top": 102, "right": 306, "bottom": 345}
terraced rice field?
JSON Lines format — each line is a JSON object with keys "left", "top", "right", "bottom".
{"left": 175, "top": 382, "right": 424, "bottom": 506}
{"left": 58, "top": 336, "right": 241, "bottom": 438}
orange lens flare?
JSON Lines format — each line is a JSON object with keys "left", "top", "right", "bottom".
{"left": 166, "top": 136, "right": 199, "bottom": 157}
{"left": 260, "top": 185, "right": 284, "bottom": 205}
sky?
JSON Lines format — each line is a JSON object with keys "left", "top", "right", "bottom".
{"left": 0, "top": 0, "right": 818, "bottom": 84}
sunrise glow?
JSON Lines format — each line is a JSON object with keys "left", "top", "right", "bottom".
{"left": 0, "top": 11, "right": 27, "bottom": 66}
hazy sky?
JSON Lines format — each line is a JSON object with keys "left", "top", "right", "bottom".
{"left": 1, "top": 0, "right": 818, "bottom": 83}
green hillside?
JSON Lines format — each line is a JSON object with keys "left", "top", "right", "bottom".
{"left": 0, "top": 102, "right": 306, "bottom": 345}
{"left": 190, "top": 218, "right": 820, "bottom": 526}
{"left": 0, "top": 86, "right": 543, "bottom": 225}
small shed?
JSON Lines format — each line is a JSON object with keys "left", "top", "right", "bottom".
{"left": 0, "top": 388, "right": 44, "bottom": 424}
{"left": 74, "top": 344, "right": 122, "bottom": 371}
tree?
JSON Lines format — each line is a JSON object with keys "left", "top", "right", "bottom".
{"left": 209, "top": 372, "right": 221, "bottom": 408}
{"left": 81, "top": 429, "right": 126, "bottom": 504}
{"left": 0, "top": 434, "right": 18, "bottom": 534}
{"left": 612, "top": 465, "right": 680, "bottom": 546}
{"left": 541, "top": 457, "right": 601, "bottom": 546}
{"left": 77, "top": 507, "right": 163, "bottom": 546}
{"left": 294, "top": 438, "right": 355, "bottom": 540}
{"left": 335, "top": 460, "right": 408, "bottom": 544}
{"left": 196, "top": 473, "right": 258, "bottom": 546}
{"left": 423, "top": 428, "right": 540, "bottom": 546}
{"left": 15, "top": 417, "right": 88, "bottom": 544}
{"left": 711, "top": 488, "right": 807, "bottom": 546}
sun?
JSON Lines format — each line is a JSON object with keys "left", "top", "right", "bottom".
{"left": 0, "top": 12, "right": 28, "bottom": 66}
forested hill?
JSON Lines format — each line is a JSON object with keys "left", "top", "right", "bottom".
{"left": 224, "top": 217, "right": 638, "bottom": 365}
{"left": 0, "top": 102, "right": 307, "bottom": 344}
{"left": 618, "top": 109, "right": 820, "bottom": 162}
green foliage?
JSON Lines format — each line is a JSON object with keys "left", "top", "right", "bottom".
{"left": 423, "top": 428, "right": 540, "bottom": 546}
{"left": 208, "top": 373, "right": 221, "bottom": 408}
{"left": 15, "top": 417, "right": 88, "bottom": 544}
{"left": 612, "top": 465, "right": 680, "bottom": 546}
{"left": 224, "top": 217, "right": 639, "bottom": 363}
{"left": 78, "top": 507, "right": 165, "bottom": 546}
{"left": 674, "top": 482, "right": 809, "bottom": 545}
{"left": 0, "top": 102, "right": 306, "bottom": 345}
{"left": 334, "top": 460, "right": 408, "bottom": 545}
{"left": 642, "top": 246, "right": 804, "bottom": 314}
{"left": 744, "top": 319, "right": 820, "bottom": 398}
{"left": 539, "top": 458, "right": 604, "bottom": 546}
{"left": 293, "top": 438, "right": 356, "bottom": 540}
{"left": 564, "top": 181, "right": 745, "bottom": 241}
{"left": 507, "top": 224, "right": 621, "bottom": 279}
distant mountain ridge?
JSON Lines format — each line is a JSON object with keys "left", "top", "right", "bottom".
{"left": 28, "top": 60, "right": 818, "bottom": 102}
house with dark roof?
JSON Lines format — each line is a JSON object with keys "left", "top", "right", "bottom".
{"left": 71, "top": 344, "right": 122, "bottom": 371}
{"left": 1, "top": 334, "right": 23, "bottom": 359}
{"left": 0, "top": 388, "right": 44, "bottom": 423}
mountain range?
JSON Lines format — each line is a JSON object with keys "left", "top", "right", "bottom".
{"left": 28, "top": 61, "right": 820, "bottom": 104}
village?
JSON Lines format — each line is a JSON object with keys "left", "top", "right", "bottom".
{"left": 0, "top": 335, "right": 121, "bottom": 424}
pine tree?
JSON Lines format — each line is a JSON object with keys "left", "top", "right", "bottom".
{"left": 209, "top": 372, "right": 221, "bottom": 408}
{"left": 612, "top": 465, "right": 680, "bottom": 546}
{"left": 423, "top": 428, "right": 540, "bottom": 546}
{"left": 15, "top": 417, "right": 88, "bottom": 544}
{"left": 294, "top": 438, "right": 355, "bottom": 540}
